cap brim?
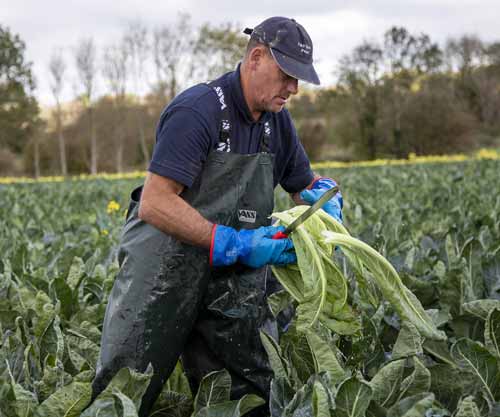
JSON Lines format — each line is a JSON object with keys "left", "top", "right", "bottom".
{"left": 270, "top": 49, "right": 320, "bottom": 86}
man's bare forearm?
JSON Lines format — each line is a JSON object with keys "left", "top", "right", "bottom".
{"left": 138, "top": 172, "right": 213, "bottom": 249}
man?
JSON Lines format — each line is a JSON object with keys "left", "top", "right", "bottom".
{"left": 92, "top": 16, "right": 343, "bottom": 416}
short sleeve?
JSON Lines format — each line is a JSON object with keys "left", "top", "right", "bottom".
{"left": 148, "top": 107, "right": 214, "bottom": 188}
{"left": 279, "top": 119, "right": 314, "bottom": 193}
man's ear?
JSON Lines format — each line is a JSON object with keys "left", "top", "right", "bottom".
{"left": 248, "top": 45, "right": 267, "bottom": 70}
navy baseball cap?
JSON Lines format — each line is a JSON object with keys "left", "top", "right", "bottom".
{"left": 244, "top": 16, "right": 320, "bottom": 85}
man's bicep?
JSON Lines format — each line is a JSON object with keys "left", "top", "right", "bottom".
{"left": 143, "top": 172, "right": 184, "bottom": 198}
{"left": 139, "top": 172, "right": 184, "bottom": 218}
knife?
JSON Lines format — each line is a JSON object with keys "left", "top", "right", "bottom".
{"left": 272, "top": 186, "right": 339, "bottom": 239}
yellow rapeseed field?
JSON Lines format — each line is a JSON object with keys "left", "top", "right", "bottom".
{"left": 0, "top": 148, "right": 498, "bottom": 185}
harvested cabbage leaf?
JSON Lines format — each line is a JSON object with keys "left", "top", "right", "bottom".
{"left": 272, "top": 206, "right": 445, "bottom": 341}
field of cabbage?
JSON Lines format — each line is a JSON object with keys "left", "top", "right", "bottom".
{"left": 1, "top": 158, "right": 500, "bottom": 416}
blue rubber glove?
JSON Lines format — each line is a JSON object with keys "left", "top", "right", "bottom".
{"left": 300, "top": 177, "right": 343, "bottom": 223}
{"left": 210, "top": 225, "right": 297, "bottom": 268}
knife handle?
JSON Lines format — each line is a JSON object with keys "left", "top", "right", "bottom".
{"left": 272, "top": 231, "right": 289, "bottom": 240}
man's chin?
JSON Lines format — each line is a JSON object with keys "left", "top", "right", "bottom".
{"left": 268, "top": 103, "right": 286, "bottom": 113}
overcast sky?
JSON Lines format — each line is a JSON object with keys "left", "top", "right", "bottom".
{"left": 3, "top": 0, "right": 500, "bottom": 106}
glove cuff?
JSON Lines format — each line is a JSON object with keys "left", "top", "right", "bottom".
{"left": 210, "top": 225, "right": 239, "bottom": 267}
{"left": 209, "top": 224, "right": 217, "bottom": 266}
{"left": 309, "top": 176, "right": 338, "bottom": 190}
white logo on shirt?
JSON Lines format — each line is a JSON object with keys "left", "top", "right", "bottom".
{"left": 214, "top": 86, "right": 227, "bottom": 110}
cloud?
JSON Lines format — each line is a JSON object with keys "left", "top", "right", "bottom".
{"left": 3, "top": 0, "right": 500, "bottom": 104}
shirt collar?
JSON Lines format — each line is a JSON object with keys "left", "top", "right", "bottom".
{"left": 230, "top": 63, "right": 271, "bottom": 125}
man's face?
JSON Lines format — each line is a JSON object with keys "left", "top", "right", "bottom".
{"left": 251, "top": 48, "right": 299, "bottom": 114}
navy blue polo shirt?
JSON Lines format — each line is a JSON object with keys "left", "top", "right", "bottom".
{"left": 149, "top": 65, "right": 314, "bottom": 194}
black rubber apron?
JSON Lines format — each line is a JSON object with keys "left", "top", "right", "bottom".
{"left": 93, "top": 83, "right": 277, "bottom": 416}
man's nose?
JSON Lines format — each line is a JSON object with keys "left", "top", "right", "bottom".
{"left": 287, "top": 78, "right": 298, "bottom": 95}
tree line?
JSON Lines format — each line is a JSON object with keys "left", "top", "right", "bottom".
{"left": 293, "top": 27, "right": 500, "bottom": 161}
{"left": 1, "top": 15, "right": 499, "bottom": 177}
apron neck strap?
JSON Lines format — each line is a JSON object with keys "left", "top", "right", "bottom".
{"left": 208, "top": 81, "right": 232, "bottom": 152}
{"left": 207, "top": 81, "right": 272, "bottom": 154}
{"left": 260, "top": 121, "right": 271, "bottom": 153}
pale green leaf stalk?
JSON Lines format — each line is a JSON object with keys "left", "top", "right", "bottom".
{"left": 272, "top": 206, "right": 350, "bottom": 332}
{"left": 322, "top": 231, "right": 446, "bottom": 341}
{"left": 272, "top": 206, "right": 445, "bottom": 341}
{"left": 273, "top": 208, "right": 331, "bottom": 325}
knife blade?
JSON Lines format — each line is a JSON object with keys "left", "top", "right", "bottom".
{"left": 272, "top": 186, "right": 339, "bottom": 239}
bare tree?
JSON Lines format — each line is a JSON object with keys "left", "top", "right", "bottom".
{"left": 153, "top": 13, "right": 195, "bottom": 101}
{"left": 193, "top": 21, "right": 246, "bottom": 81}
{"left": 338, "top": 40, "right": 383, "bottom": 159}
{"left": 102, "top": 41, "right": 128, "bottom": 172}
{"left": 123, "top": 21, "right": 150, "bottom": 168}
{"left": 445, "top": 35, "right": 485, "bottom": 73}
{"left": 48, "top": 48, "right": 68, "bottom": 175}
{"left": 75, "top": 38, "right": 98, "bottom": 174}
